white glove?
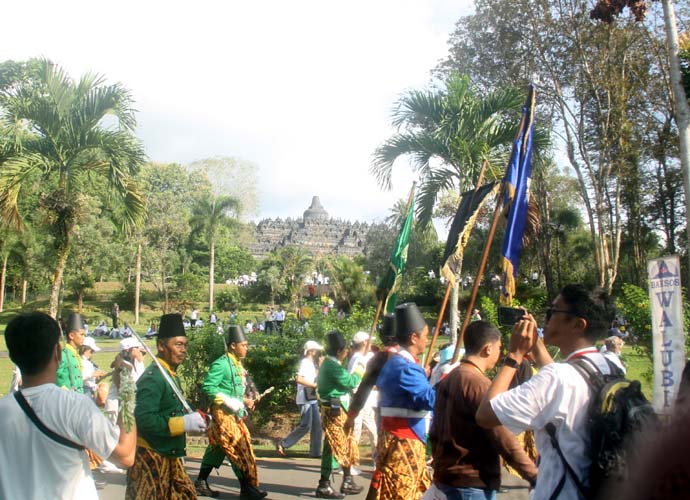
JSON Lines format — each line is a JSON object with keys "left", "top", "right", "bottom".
{"left": 183, "top": 412, "right": 207, "bottom": 435}
{"left": 219, "top": 393, "right": 244, "bottom": 413}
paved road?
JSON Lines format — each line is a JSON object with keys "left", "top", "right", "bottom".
{"left": 97, "top": 455, "right": 530, "bottom": 499}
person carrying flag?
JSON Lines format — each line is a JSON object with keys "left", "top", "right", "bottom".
{"left": 195, "top": 325, "right": 267, "bottom": 500}
{"left": 125, "top": 313, "right": 208, "bottom": 500}
{"left": 374, "top": 303, "right": 435, "bottom": 500}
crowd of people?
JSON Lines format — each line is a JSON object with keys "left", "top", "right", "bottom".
{"left": 0, "top": 283, "right": 686, "bottom": 499}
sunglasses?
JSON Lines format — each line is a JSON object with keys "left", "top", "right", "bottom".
{"left": 544, "top": 307, "right": 586, "bottom": 321}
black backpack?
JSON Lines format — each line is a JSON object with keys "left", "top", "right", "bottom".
{"left": 545, "top": 356, "right": 657, "bottom": 500}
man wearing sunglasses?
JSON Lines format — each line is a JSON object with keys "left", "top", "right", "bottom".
{"left": 476, "top": 284, "right": 616, "bottom": 500}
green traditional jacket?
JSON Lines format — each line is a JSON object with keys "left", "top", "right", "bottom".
{"left": 317, "top": 356, "right": 361, "bottom": 408}
{"left": 56, "top": 344, "right": 84, "bottom": 393}
{"left": 202, "top": 353, "right": 246, "bottom": 417}
{"left": 134, "top": 357, "right": 187, "bottom": 458}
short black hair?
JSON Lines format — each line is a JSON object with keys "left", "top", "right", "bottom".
{"left": 560, "top": 284, "right": 615, "bottom": 343}
{"left": 5, "top": 312, "right": 60, "bottom": 376}
{"left": 463, "top": 321, "right": 501, "bottom": 356}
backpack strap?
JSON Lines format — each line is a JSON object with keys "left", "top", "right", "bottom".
{"left": 544, "top": 356, "right": 606, "bottom": 500}
{"left": 546, "top": 422, "right": 588, "bottom": 500}
{"left": 13, "top": 391, "right": 85, "bottom": 451}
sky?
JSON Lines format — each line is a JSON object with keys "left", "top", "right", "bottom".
{"left": 1, "top": 0, "right": 475, "bottom": 225}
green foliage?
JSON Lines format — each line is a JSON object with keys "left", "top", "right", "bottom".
{"left": 214, "top": 245, "right": 255, "bottom": 282}
{"left": 617, "top": 282, "right": 690, "bottom": 362}
{"left": 478, "top": 295, "right": 498, "bottom": 326}
{"left": 216, "top": 286, "right": 242, "bottom": 312}
{"left": 399, "top": 268, "right": 445, "bottom": 306}
{"left": 113, "top": 283, "right": 136, "bottom": 310}
{"left": 243, "top": 333, "right": 305, "bottom": 421}
{"left": 172, "top": 272, "right": 206, "bottom": 301}
{"left": 328, "top": 256, "right": 375, "bottom": 311}
{"left": 178, "top": 326, "right": 226, "bottom": 409}
{"left": 282, "top": 303, "right": 376, "bottom": 342}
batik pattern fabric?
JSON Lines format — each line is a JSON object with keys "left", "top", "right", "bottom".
{"left": 505, "top": 430, "right": 538, "bottom": 478}
{"left": 206, "top": 405, "right": 259, "bottom": 486}
{"left": 374, "top": 431, "right": 430, "bottom": 500}
{"left": 125, "top": 446, "right": 197, "bottom": 500}
{"left": 86, "top": 448, "right": 103, "bottom": 470}
{"left": 321, "top": 406, "right": 359, "bottom": 468}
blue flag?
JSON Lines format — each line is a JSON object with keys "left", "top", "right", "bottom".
{"left": 500, "top": 86, "right": 536, "bottom": 305}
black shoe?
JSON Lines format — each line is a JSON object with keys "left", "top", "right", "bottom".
{"left": 316, "top": 479, "right": 345, "bottom": 499}
{"left": 240, "top": 481, "right": 268, "bottom": 500}
{"left": 340, "top": 476, "right": 363, "bottom": 495}
{"left": 194, "top": 479, "right": 220, "bottom": 498}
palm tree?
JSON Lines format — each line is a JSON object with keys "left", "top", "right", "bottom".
{"left": 191, "top": 194, "right": 240, "bottom": 312}
{"left": 0, "top": 59, "right": 145, "bottom": 317}
{"left": 372, "top": 73, "right": 545, "bottom": 341}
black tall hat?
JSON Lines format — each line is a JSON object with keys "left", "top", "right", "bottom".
{"left": 395, "top": 303, "right": 427, "bottom": 342}
{"left": 66, "top": 313, "right": 85, "bottom": 333}
{"left": 325, "top": 330, "right": 346, "bottom": 355}
{"left": 379, "top": 314, "right": 398, "bottom": 346}
{"left": 226, "top": 325, "right": 246, "bottom": 346}
{"left": 158, "top": 313, "right": 186, "bottom": 339}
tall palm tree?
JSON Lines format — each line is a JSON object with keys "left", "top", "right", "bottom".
{"left": 372, "top": 73, "right": 529, "bottom": 226}
{"left": 0, "top": 60, "right": 146, "bottom": 317}
{"left": 372, "top": 73, "right": 545, "bottom": 341}
{"left": 191, "top": 194, "right": 240, "bottom": 312}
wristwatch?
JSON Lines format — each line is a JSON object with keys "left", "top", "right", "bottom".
{"left": 502, "top": 356, "right": 521, "bottom": 369}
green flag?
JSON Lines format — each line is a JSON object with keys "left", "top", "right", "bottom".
{"left": 378, "top": 186, "right": 415, "bottom": 314}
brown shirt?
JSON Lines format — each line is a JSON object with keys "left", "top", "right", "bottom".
{"left": 430, "top": 360, "right": 537, "bottom": 490}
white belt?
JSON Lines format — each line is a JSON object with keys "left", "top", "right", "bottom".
{"left": 380, "top": 407, "right": 429, "bottom": 418}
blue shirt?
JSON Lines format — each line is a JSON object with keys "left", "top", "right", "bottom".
{"left": 377, "top": 349, "right": 435, "bottom": 442}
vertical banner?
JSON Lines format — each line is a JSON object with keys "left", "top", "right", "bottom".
{"left": 647, "top": 256, "right": 686, "bottom": 415}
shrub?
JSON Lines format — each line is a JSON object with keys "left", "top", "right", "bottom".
{"left": 113, "top": 283, "right": 136, "bottom": 310}
{"left": 178, "top": 326, "right": 225, "bottom": 409}
{"left": 216, "top": 286, "right": 242, "bottom": 312}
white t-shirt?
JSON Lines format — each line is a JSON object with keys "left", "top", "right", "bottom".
{"left": 295, "top": 357, "right": 317, "bottom": 405}
{"left": 0, "top": 383, "right": 120, "bottom": 500}
{"left": 490, "top": 348, "right": 614, "bottom": 500}
{"left": 348, "top": 351, "right": 377, "bottom": 407}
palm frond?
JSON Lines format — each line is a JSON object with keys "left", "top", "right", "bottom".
{"left": 0, "top": 153, "right": 47, "bottom": 229}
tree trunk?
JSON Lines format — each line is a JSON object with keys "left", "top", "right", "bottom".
{"left": 0, "top": 254, "right": 7, "bottom": 313}
{"left": 77, "top": 289, "right": 83, "bottom": 313}
{"left": 209, "top": 240, "right": 215, "bottom": 313}
{"left": 21, "top": 279, "right": 27, "bottom": 306}
{"left": 449, "top": 283, "right": 459, "bottom": 346}
{"left": 49, "top": 245, "right": 70, "bottom": 318}
{"left": 661, "top": 0, "right": 690, "bottom": 282}
{"left": 135, "top": 243, "right": 141, "bottom": 325}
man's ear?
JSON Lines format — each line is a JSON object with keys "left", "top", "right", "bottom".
{"left": 573, "top": 317, "right": 588, "bottom": 334}
{"left": 481, "top": 342, "right": 493, "bottom": 358}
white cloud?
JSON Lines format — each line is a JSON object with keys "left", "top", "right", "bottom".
{"left": 1, "top": 0, "right": 474, "bottom": 223}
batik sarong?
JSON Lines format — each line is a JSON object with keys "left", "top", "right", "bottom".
{"left": 321, "top": 406, "right": 359, "bottom": 467}
{"left": 86, "top": 449, "right": 103, "bottom": 470}
{"left": 205, "top": 405, "right": 259, "bottom": 486}
{"left": 125, "top": 446, "right": 197, "bottom": 500}
{"left": 506, "top": 430, "right": 538, "bottom": 478}
{"left": 373, "top": 431, "right": 430, "bottom": 500}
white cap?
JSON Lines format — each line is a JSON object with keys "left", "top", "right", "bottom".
{"left": 303, "top": 340, "right": 323, "bottom": 354}
{"left": 120, "top": 338, "right": 143, "bottom": 352}
{"left": 82, "top": 337, "right": 100, "bottom": 352}
{"left": 352, "top": 331, "right": 369, "bottom": 344}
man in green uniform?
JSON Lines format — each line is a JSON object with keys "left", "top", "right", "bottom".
{"left": 195, "top": 326, "right": 267, "bottom": 500}
{"left": 56, "top": 313, "right": 86, "bottom": 392}
{"left": 315, "top": 330, "right": 365, "bottom": 498}
{"left": 125, "top": 313, "right": 208, "bottom": 500}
